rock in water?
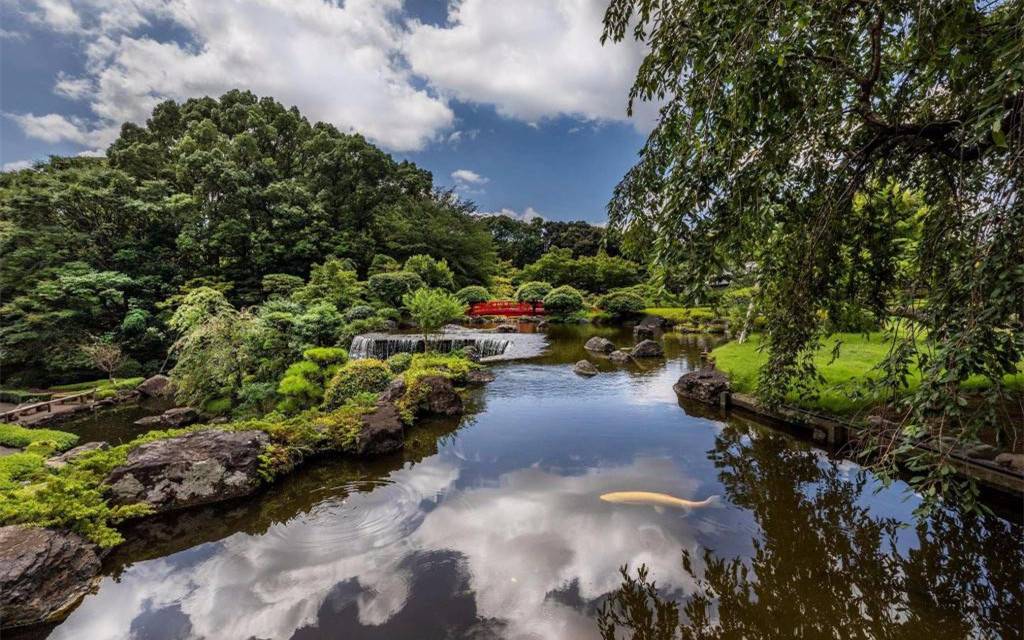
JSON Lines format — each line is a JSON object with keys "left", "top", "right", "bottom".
{"left": 44, "top": 441, "right": 109, "bottom": 470}
{"left": 633, "top": 325, "right": 655, "bottom": 340}
{"left": 353, "top": 403, "right": 405, "bottom": 456}
{"left": 630, "top": 339, "right": 664, "bottom": 358}
{"left": 105, "top": 429, "right": 269, "bottom": 513}
{"left": 573, "top": 360, "right": 599, "bottom": 376}
{"left": 994, "top": 452, "right": 1024, "bottom": 472}
{"left": 160, "top": 406, "right": 201, "bottom": 427}
{"left": 136, "top": 374, "right": 173, "bottom": 398}
{"left": 584, "top": 336, "right": 615, "bottom": 353}
{"left": 0, "top": 526, "right": 101, "bottom": 629}
{"left": 609, "top": 350, "right": 634, "bottom": 365}
{"left": 673, "top": 368, "right": 731, "bottom": 404}
{"left": 495, "top": 323, "right": 518, "bottom": 333}
{"left": 466, "top": 369, "right": 497, "bottom": 384}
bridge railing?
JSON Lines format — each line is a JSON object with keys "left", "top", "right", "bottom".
{"left": 468, "top": 300, "right": 545, "bottom": 317}
{"left": 0, "top": 389, "right": 96, "bottom": 423}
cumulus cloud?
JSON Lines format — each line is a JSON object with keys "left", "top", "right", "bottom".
{"left": 451, "top": 168, "right": 488, "bottom": 185}
{"left": 9, "top": 0, "right": 656, "bottom": 155}
{"left": 2, "top": 159, "right": 34, "bottom": 172}
{"left": 2, "top": 111, "right": 117, "bottom": 147}
{"left": 477, "top": 206, "right": 544, "bottom": 222}
{"left": 405, "top": 0, "right": 656, "bottom": 129}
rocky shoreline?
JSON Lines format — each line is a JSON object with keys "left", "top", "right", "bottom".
{"left": 0, "top": 370, "right": 490, "bottom": 631}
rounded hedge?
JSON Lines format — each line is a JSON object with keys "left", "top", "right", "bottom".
{"left": 302, "top": 347, "right": 349, "bottom": 367}
{"left": 344, "top": 305, "right": 376, "bottom": 322}
{"left": 386, "top": 352, "right": 413, "bottom": 374}
{"left": 323, "top": 359, "right": 393, "bottom": 409}
{"left": 515, "top": 281, "right": 552, "bottom": 302}
{"left": 542, "top": 285, "right": 584, "bottom": 318}
{"left": 455, "top": 285, "right": 490, "bottom": 304}
{"left": 598, "top": 290, "right": 646, "bottom": 317}
{"left": 368, "top": 271, "right": 425, "bottom": 307}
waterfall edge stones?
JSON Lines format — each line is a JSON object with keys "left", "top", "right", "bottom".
{"left": 0, "top": 526, "right": 101, "bottom": 629}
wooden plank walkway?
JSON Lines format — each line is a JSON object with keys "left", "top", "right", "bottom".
{"left": 0, "top": 390, "right": 96, "bottom": 425}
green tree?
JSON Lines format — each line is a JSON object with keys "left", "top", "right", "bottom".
{"left": 455, "top": 285, "right": 491, "bottom": 304}
{"left": 402, "top": 288, "right": 467, "bottom": 346}
{"left": 601, "top": 0, "right": 1023, "bottom": 506}
{"left": 403, "top": 254, "right": 456, "bottom": 290}
{"left": 515, "top": 281, "right": 553, "bottom": 302}
{"left": 368, "top": 271, "right": 425, "bottom": 307}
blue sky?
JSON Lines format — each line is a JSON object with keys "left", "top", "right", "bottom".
{"left": 0, "top": 0, "right": 653, "bottom": 223}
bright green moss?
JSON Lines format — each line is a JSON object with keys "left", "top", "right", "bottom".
{"left": 323, "top": 359, "right": 393, "bottom": 409}
{"left": 0, "top": 424, "right": 78, "bottom": 451}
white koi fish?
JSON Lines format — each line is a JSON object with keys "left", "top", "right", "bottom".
{"left": 600, "top": 491, "right": 719, "bottom": 510}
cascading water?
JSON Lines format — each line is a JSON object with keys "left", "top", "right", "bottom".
{"left": 349, "top": 331, "right": 545, "bottom": 361}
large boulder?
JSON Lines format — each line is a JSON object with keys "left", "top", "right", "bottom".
{"left": 407, "top": 376, "right": 464, "bottom": 416}
{"left": 994, "top": 452, "right": 1024, "bottom": 473}
{"left": 133, "top": 415, "right": 164, "bottom": 427}
{"left": 584, "top": 336, "right": 615, "bottom": 354}
{"left": 495, "top": 323, "right": 518, "bottom": 333}
{"left": 0, "top": 526, "right": 101, "bottom": 629}
{"left": 105, "top": 429, "right": 269, "bottom": 513}
{"left": 160, "top": 406, "right": 201, "bottom": 428}
{"left": 631, "top": 339, "right": 664, "bottom": 358}
{"left": 136, "top": 375, "right": 173, "bottom": 398}
{"left": 378, "top": 377, "right": 407, "bottom": 404}
{"left": 633, "top": 325, "right": 655, "bottom": 340}
{"left": 673, "top": 368, "right": 731, "bottom": 404}
{"left": 352, "top": 403, "right": 405, "bottom": 456}
{"left": 44, "top": 441, "right": 109, "bottom": 470}
{"left": 573, "top": 360, "right": 599, "bottom": 377}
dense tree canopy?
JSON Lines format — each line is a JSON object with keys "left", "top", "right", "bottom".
{"left": 0, "top": 91, "right": 495, "bottom": 384}
{"left": 602, "top": 0, "right": 1022, "bottom": 503}
{"left": 481, "top": 216, "right": 618, "bottom": 267}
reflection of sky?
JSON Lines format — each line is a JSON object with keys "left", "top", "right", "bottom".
{"left": 42, "top": 328, "right": 1005, "bottom": 640}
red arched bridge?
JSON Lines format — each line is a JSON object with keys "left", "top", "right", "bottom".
{"left": 468, "top": 300, "right": 545, "bottom": 317}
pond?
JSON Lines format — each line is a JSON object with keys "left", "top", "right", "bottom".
{"left": 17, "top": 325, "right": 1023, "bottom": 640}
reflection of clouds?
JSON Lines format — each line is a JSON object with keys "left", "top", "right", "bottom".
{"left": 53, "top": 456, "right": 711, "bottom": 640}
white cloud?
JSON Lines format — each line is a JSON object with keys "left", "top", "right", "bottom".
{"left": 12, "top": 0, "right": 453, "bottom": 152}
{"left": 451, "top": 168, "right": 488, "bottom": 185}
{"left": 10, "top": 0, "right": 656, "bottom": 155}
{"left": 2, "top": 159, "right": 34, "bottom": 172}
{"left": 405, "top": 0, "right": 656, "bottom": 129}
{"left": 2, "top": 112, "right": 118, "bottom": 147}
{"left": 477, "top": 206, "right": 544, "bottom": 222}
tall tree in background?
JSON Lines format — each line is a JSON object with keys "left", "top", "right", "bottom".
{"left": 602, "top": 1, "right": 1022, "bottom": 505}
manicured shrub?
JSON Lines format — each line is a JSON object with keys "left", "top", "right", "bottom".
{"left": 0, "top": 424, "right": 78, "bottom": 451}
{"left": 455, "top": 285, "right": 490, "bottom": 304}
{"left": 344, "top": 305, "right": 376, "bottom": 322}
{"left": 368, "top": 254, "right": 400, "bottom": 276}
{"left": 515, "top": 281, "right": 552, "bottom": 302}
{"left": 405, "top": 353, "right": 476, "bottom": 384}
{"left": 404, "top": 254, "right": 456, "bottom": 290}
{"left": 542, "top": 286, "right": 585, "bottom": 319}
{"left": 323, "top": 360, "right": 393, "bottom": 409}
{"left": 302, "top": 347, "right": 348, "bottom": 368}
{"left": 598, "top": 290, "right": 647, "bottom": 317}
{"left": 387, "top": 352, "right": 414, "bottom": 374}
{"left": 261, "top": 273, "right": 304, "bottom": 300}
{"left": 376, "top": 306, "right": 401, "bottom": 322}
{"left": 368, "top": 271, "right": 425, "bottom": 307}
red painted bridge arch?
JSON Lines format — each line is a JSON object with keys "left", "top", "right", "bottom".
{"left": 468, "top": 300, "right": 545, "bottom": 316}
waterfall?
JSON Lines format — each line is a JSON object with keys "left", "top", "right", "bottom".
{"left": 349, "top": 331, "right": 545, "bottom": 361}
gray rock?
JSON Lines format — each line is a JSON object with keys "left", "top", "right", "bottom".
{"left": 160, "top": 406, "right": 201, "bottom": 428}
{"left": 584, "top": 336, "right": 615, "bottom": 353}
{"left": 44, "top": 441, "right": 109, "bottom": 470}
{"left": 408, "top": 376, "right": 464, "bottom": 416}
{"left": 0, "top": 526, "right": 100, "bottom": 629}
{"left": 994, "top": 452, "right": 1024, "bottom": 472}
{"left": 673, "top": 368, "right": 731, "bottom": 404}
{"left": 462, "top": 345, "right": 481, "bottom": 362}
{"left": 631, "top": 339, "right": 664, "bottom": 358}
{"left": 105, "top": 429, "right": 269, "bottom": 513}
{"left": 609, "top": 350, "right": 633, "bottom": 365}
{"left": 638, "top": 315, "right": 669, "bottom": 329}
{"left": 133, "top": 415, "right": 164, "bottom": 427}
{"left": 633, "top": 325, "right": 655, "bottom": 340}
{"left": 466, "top": 369, "right": 497, "bottom": 384}
{"left": 573, "top": 360, "right": 599, "bottom": 376}
{"left": 495, "top": 323, "right": 518, "bottom": 333}
{"left": 963, "top": 443, "right": 998, "bottom": 460}
{"left": 352, "top": 402, "right": 404, "bottom": 456}
{"left": 136, "top": 374, "right": 173, "bottom": 398}
{"left": 379, "top": 377, "right": 408, "bottom": 404}
{"left": 537, "top": 320, "right": 549, "bottom": 330}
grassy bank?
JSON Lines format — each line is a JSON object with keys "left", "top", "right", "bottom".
{"left": 642, "top": 307, "right": 717, "bottom": 324}
{"left": 712, "top": 333, "right": 1024, "bottom": 415}
{"left": 0, "top": 353, "right": 475, "bottom": 547}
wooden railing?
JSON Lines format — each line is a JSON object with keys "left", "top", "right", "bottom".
{"left": 469, "top": 300, "right": 545, "bottom": 316}
{"left": 0, "top": 390, "right": 96, "bottom": 423}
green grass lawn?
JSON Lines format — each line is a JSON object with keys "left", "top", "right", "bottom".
{"left": 643, "top": 307, "right": 717, "bottom": 324}
{"left": 50, "top": 377, "right": 144, "bottom": 394}
{"left": 712, "top": 333, "right": 1024, "bottom": 415}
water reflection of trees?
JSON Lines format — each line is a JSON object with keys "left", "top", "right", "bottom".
{"left": 599, "top": 424, "right": 1024, "bottom": 640}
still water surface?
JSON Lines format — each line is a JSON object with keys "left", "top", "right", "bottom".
{"left": 30, "top": 326, "right": 1023, "bottom": 639}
